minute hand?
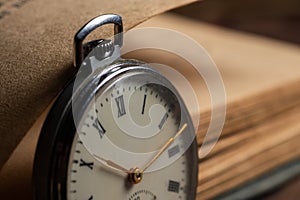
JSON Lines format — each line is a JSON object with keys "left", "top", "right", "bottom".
{"left": 141, "top": 123, "right": 187, "bottom": 173}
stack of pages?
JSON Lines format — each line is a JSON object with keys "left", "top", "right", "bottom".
{"left": 137, "top": 13, "right": 300, "bottom": 199}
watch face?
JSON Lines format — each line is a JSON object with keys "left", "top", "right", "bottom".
{"left": 34, "top": 61, "right": 198, "bottom": 200}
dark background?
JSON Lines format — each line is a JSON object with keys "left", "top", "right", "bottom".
{"left": 173, "top": 0, "right": 300, "bottom": 45}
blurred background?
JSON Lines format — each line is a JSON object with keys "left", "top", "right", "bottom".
{"left": 173, "top": 0, "right": 300, "bottom": 44}
{"left": 172, "top": 0, "right": 300, "bottom": 199}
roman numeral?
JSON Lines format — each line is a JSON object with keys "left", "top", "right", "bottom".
{"left": 79, "top": 159, "right": 94, "bottom": 170}
{"left": 158, "top": 112, "right": 168, "bottom": 129}
{"left": 168, "top": 180, "right": 180, "bottom": 193}
{"left": 168, "top": 144, "right": 180, "bottom": 158}
{"left": 92, "top": 119, "right": 106, "bottom": 139}
{"left": 115, "top": 95, "right": 126, "bottom": 117}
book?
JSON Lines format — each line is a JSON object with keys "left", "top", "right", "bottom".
{"left": 136, "top": 13, "right": 300, "bottom": 199}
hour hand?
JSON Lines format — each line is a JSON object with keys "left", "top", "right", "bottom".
{"left": 93, "top": 154, "right": 129, "bottom": 174}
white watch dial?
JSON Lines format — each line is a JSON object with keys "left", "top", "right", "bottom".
{"left": 67, "top": 69, "right": 197, "bottom": 199}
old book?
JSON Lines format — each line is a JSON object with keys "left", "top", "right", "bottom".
{"left": 135, "top": 13, "right": 300, "bottom": 199}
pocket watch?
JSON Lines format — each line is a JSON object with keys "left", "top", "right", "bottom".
{"left": 33, "top": 14, "right": 198, "bottom": 200}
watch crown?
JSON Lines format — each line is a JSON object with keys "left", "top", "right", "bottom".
{"left": 83, "top": 39, "right": 114, "bottom": 61}
{"left": 94, "top": 39, "right": 114, "bottom": 60}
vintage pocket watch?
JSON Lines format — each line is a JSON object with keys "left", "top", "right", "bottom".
{"left": 33, "top": 14, "right": 198, "bottom": 200}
